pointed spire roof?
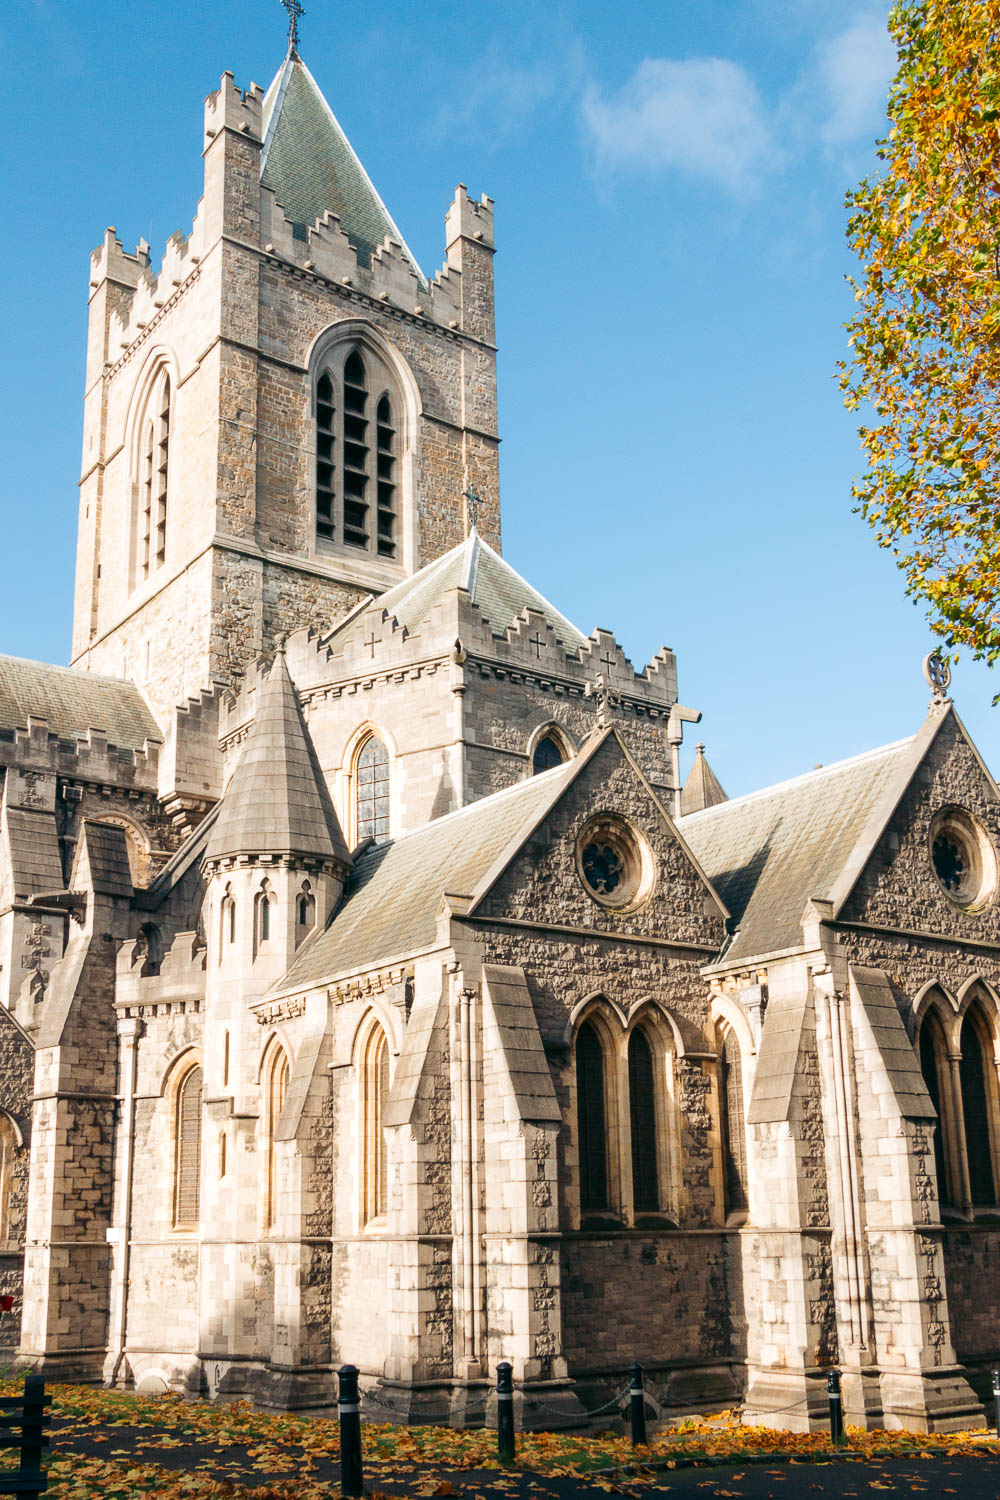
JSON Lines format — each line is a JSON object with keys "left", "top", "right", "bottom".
{"left": 261, "top": 53, "right": 424, "bottom": 281}
{"left": 353, "top": 529, "right": 590, "bottom": 653}
{"left": 680, "top": 743, "right": 728, "bottom": 816}
{"left": 206, "top": 650, "right": 350, "bottom": 867}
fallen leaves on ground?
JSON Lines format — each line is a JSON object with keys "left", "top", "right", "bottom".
{"left": 0, "top": 1379, "right": 995, "bottom": 1498}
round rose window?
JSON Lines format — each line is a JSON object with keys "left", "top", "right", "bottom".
{"left": 929, "top": 806, "right": 998, "bottom": 910}
{"left": 576, "top": 815, "right": 654, "bottom": 911}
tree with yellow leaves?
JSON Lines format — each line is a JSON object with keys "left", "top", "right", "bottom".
{"left": 842, "top": 0, "right": 1000, "bottom": 685}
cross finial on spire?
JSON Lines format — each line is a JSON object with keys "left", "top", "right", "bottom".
{"left": 462, "top": 486, "right": 481, "bottom": 537}
{"left": 281, "top": 0, "right": 305, "bottom": 54}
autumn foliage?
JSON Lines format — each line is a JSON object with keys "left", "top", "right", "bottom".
{"left": 842, "top": 0, "right": 1000, "bottom": 681}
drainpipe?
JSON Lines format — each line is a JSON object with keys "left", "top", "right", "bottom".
{"left": 108, "top": 1017, "right": 140, "bottom": 1386}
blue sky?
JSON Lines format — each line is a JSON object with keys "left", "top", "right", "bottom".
{"left": 2, "top": 0, "right": 996, "bottom": 795}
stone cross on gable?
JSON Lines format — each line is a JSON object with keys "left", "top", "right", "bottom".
{"left": 281, "top": 0, "right": 305, "bottom": 52}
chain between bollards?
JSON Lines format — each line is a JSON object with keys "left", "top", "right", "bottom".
{"left": 496, "top": 1361, "right": 516, "bottom": 1465}
{"left": 826, "top": 1368, "right": 845, "bottom": 1446}
{"left": 629, "top": 1361, "right": 647, "bottom": 1447}
{"left": 338, "top": 1363, "right": 364, "bottom": 1497}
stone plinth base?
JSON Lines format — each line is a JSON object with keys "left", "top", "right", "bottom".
{"left": 879, "top": 1366, "right": 983, "bottom": 1433}
{"left": 18, "top": 1348, "right": 106, "bottom": 1385}
{"left": 742, "top": 1367, "right": 830, "bottom": 1433}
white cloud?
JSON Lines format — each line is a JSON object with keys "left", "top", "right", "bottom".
{"left": 814, "top": 13, "right": 895, "bottom": 146}
{"left": 582, "top": 57, "right": 774, "bottom": 193}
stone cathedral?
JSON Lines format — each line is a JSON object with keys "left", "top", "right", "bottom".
{"left": 1, "top": 36, "right": 1000, "bottom": 1436}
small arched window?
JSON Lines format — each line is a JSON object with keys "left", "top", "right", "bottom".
{"left": 960, "top": 1007, "right": 998, "bottom": 1208}
{"left": 628, "top": 1028, "right": 659, "bottom": 1215}
{"left": 265, "top": 1047, "right": 290, "bottom": 1231}
{"left": 363, "top": 1025, "right": 390, "bottom": 1224}
{"left": 254, "top": 878, "right": 275, "bottom": 955}
{"left": 296, "top": 881, "right": 316, "bottom": 945}
{"left": 576, "top": 1020, "right": 611, "bottom": 1217}
{"left": 356, "top": 734, "right": 390, "bottom": 844}
{"left": 532, "top": 735, "right": 566, "bottom": 775}
{"left": 719, "top": 1028, "right": 748, "bottom": 1217}
{"left": 137, "top": 369, "right": 170, "bottom": 583}
{"left": 174, "top": 1065, "right": 203, "bottom": 1229}
{"left": 314, "top": 344, "right": 400, "bottom": 560}
{"left": 219, "top": 884, "right": 236, "bottom": 962}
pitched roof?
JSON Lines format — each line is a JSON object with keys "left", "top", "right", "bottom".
{"left": 274, "top": 758, "right": 579, "bottom": 993}
{"left": 365, "top": 530, "right": 590, "bottom": 653}
{"left": 261, "top": 53, "right": 423, "bottom": 279}
{"left": 205, "top": 651, "right": 350, "bottom": 866}
{"left": 0, "top": 655, "right": 161, "bottom": 752}
{"left": 678, "top": 737, "right": 918, "bottom": 964}
{"left": 680, "top": 743, "right": 728, "bottom": 815}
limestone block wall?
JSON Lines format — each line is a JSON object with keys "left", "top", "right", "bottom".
{"left": 939, "top": 1228, "right": 1000, "bottom": 1385}
{"left": 0, "top": 1013, "right": 34, "bottom": 1353}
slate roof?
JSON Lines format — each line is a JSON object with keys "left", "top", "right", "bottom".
{"left": 206, "top": 650, "right": 350, "bottom": 865}
{"left": 275, "top": 758, "right": 578, "bottom": 993}
{"left": 367, "top": 530, "right": 590, "bottom": 653}
{"left": 0, "top": 655, "right": 161, "bottom": 752}
{"left": 680, "top": 743, "right": 728, "bottom": 815}
{"left": 679, "top": 737, "right": 917, "bottom": 964}
{"left": 261, "top": 53, "right": 423, "bottom": 278}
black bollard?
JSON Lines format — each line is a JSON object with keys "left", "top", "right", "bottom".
{"left": 993, "top": 1366, "right": 1000, "bottom": 1440}
{"left": 496, "top": 1362, "right": 516, "bottom": 1465}
{"left": 827, "top": 1369, "right": 845, "bottom": 1445}
{"left": 629, "top": 1362, "right": 647, "bottom": 1447}
{"left": 338, "top": 1364, "right": 363, "bottom": 1498}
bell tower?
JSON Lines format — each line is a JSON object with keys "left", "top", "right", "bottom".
{"left": 72, "top": 46, "right": 499, "bottom": 724}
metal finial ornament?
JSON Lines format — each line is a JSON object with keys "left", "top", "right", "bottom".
{"left": 462, "top": 486, "right": 481, "bottom": 535}
{"left": 281, "top": 0, "right": 305, "bottom": 53}
{"left": 922, "top": 649, "right": 952, "bottom": 703}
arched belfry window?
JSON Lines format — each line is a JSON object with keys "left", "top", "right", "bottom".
{"left": 355, "top": 733, "right": 390, "bottom": 844}
{"left": 254, "top": 877, "right": 276, "bottom": 956}
{"left": 363, "top": 1024, "right": 390, "bottom": 1224}
{"left": 576, "top": 1020, "right": 611, "bottom": 1217}
{"left": 173, "top": 1064, "right": 203, "bottom": 1229}
{"left": 533, "top": 735, "right": 566, "bottom": 775}
{"left": 314, "top": 344, "right": 399, "bottom": 560}
{"left": 719, "top": 1027, "right": 748, "bottom": 1218}
{"left": 136, "top": 369, "right": 170, "bottom": 584}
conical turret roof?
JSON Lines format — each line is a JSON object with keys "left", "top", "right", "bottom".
{"left": 261, "top": 53, "right": 423, "bottom": 280}
{"left": 680, "top": 743, "right": 729, "bottom": 816}
{"left": 206, "top": 651, "right": 350, "bottom": 866}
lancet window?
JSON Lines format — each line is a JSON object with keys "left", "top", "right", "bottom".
{"left": 718, "top": 1027, "right": 748, "bottom": 1218}
{"left": 355, "top": 733, "right": 390, "bottom": 844}
{"left": 173, "top": 1064, "right": 203, "bottom": 1229}
{"left": 363, "top": 1024, "right": 390, "bottom": 1224}
{"left": 576, "top": 1021, "right": 611, "bottom": 1216}
{"left": 628, "top": 1028, "right": 659, "bottom": 1215}
{"left": 917, "top": 990, "right": 1000, "bottom": 1215}
{"left": 296, "top": 881, "right": 316, "bottom": 944}
{"left": 264, "top": 1046, "right": 290, "bottom": 1232}
{"left": 314, "top": 346, "right": 398, "bottom": 560}
{"left": 0, "top": 1116, "right": 16, "bottom": 1245}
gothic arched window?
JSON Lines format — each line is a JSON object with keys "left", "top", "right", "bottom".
{"left": 355, "top": 733, "right": 390, "bottom": 844}
{"left": 137, "top": 369, "right": 170, "bottom": 584}
{"left": 363, "top": 1025, "right": 390, "bottom": 1224}
{"left": 532, "top": 735, "right": 565, "bottom": 775}
{"left": 219, "top": 884, "right": 236, "bottom": 962}
{"left": 719, "top": 1028, "right": 748, "bottom": 1218}
{"left": 919, "top": 1007, "right": 953, "bottom": 1206}
{"left": 628, "top": 1028, "right": 659, "bottom": 1215}
{"left": 960, "top": 1007, "right": 998, "bottom": 1208}
{"left": 254, "top": 878, "right": 275, "bottom": 955}
{"left": 314, "top": 346, "right": 399, "bottom": 560}
{"left": 296, "top": 881, "right": 316, "bottom": 945}
{"left": 576, "top": 1020, "right": 611, "bottom": 1217}
{"left": 173, "top": 1064, "right": 203, "bottom": 1229}
{"left": 264, "top": 1046, "right": 290, "bottom": 1232}
{"left": 0, "top": 1115, "right": 17, "bottom": 1245}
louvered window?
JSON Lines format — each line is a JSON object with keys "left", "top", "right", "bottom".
{"left": 356, "top": 734, "right": 390, "bottom": 844}
{"left": 961, "top": 1011, "right": 997, "bottom": 1207}
{"left": 628, "top": 1029, "right": 659, "bottom": 1214}
{"left": 139, "top": 372, "right": 170, "bottom": 582}
{"left": 174, "top": 1065, "right": 203, "bottom": 1228}
{"left": 576, "top": 1021, "right": 609, "bottom": 1215}
{"left": 314, "top": 348, "right": 400, "bottom": 559}
{"left": 266, "top": 1050, "right": 290, "bottom": 1231}
{"left": 316, "top": 371, "right": 335, "bottom": 540}
{"left": 720, "top": 1031, "right": 748, "bottom": 1216}
{"left": 364, "top": 1027, "right": 390, "bottom": 1224}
